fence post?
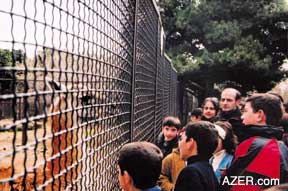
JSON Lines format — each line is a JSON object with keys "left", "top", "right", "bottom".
{"left": 154, "top": 21, "right": 159, "bottom": 143}
{"left": 130, "top": 0, "right": 139, "bottom": 142}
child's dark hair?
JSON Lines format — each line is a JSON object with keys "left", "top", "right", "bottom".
{"left": 118, "top": 142, "right": 163, "bottom": 190}
{"left": 183, "top": 121, "right": 218, "bottom": 160}
{"left": 214, "top": 121, "right": 238, "bottom": 155}
{"left": 162, "top": 116, "right": 181, "bottom": 130}
{"left": 191, "top": 108, "right": 203, "bottom": 117}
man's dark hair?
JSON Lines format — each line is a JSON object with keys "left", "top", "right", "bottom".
{"left": 246, "top": 93, "right": 283, "bottom": 126}
{"left": 191, "top": 108, "right": 203, "bottom": 117}
{"left": 183, "top": 121, "right": 218, "bottom": 160}
{"left": 162, "top": 116, "right": 181, "bottom": 130}
{"left": 118, "top": 142, "right": 163, "bottom": 190}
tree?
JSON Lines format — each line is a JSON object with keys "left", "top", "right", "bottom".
{"left": 158, "top": 0, "right": 288, "bottom": 95}
{"left": 0, "top": 49, "right": 24, "bottom": 94}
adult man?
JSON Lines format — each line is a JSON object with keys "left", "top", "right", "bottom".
{"left": 221, "top": 93, "right": 288, "bottom": 191}
{"left": 218, "top": 88, "right": 244, "bottom": 142}
{"left": 117, "top": 141, "right": 163, "bottom": 191}
{"left": 174, "top": 121, "right": 220, "bottom": 191}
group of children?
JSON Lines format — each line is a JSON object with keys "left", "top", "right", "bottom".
{"left": 116, "top": 89, "right": 288, "bottom": 191}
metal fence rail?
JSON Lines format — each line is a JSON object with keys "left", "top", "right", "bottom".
{"left": 0, "top": 0, "right": 177, "bottom": 190}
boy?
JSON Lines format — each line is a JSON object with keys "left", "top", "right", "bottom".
{"left": 174, "top": 121, "right": 220, "bottom": 191}
{"left": 157, "top": 116, "right": 181, "bottom": 157}
{"left": 190, "top": 108, "right": 203, "bottom": 122}
{"left": 221, "top": 93, "right": 288, "bottom": 191}
{"left": 118, "top": 141, "right": 163, "bottom": 191}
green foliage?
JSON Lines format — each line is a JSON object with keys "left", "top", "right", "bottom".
{"left": 0, "top": 49, "right": 13, "bottom": 67}
{"left": 203, "top": 20, "right": 241, "bottom": 50}
{"left": 158, "top": 0, "right": 288, "bottom": 94}
{"left": 170, "top": 52, "right": 202, "bottom": 73}
{"left": 0, "top": 49, "right": 24, "bottom": 94}
{"left": 0, "top": 49, "right": 23, "bottom": 67}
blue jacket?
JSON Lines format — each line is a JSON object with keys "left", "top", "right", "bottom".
{"left": 210, "top": 152, "right": 233, "bottom": 182}
{"left": 144, "top": 186, "right": 161, "bottom": 191}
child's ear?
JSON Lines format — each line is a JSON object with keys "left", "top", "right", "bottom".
{"left": 188, "top": 138, "right": 197, "bottom": 152}
{"left": 256, "top": 110, "right": 266, "bottom": 123}
{"left": 123, "top": 171, "right": 132, "bottom": 185}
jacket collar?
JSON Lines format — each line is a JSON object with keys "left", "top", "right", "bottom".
{"left": 243, "top": 125, "right": 283, "bottom": 140}
{"left": 219, "top": 108, "right": 241, "bottom": 120}
{"left": 187, "top": 155, "right": 208, "bottom": 165}
{"left": 201, "top": 115, "right": 218, "bottom": 123}
{"left": 158, "top": 133, "right": 178, "bottom": 146}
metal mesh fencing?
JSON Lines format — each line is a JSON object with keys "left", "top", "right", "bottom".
{"left": 132, "top": 0, "right": 158, "bottom": 142}
{"left": 0, "top": 0, "right": 177, "bottom": 190}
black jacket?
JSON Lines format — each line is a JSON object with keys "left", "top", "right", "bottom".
{"left": 156, "top": 132, "right": 178, "bottom": 157}
{"left": 175, "top": 155, "right": 220, "bottom": 191}
{"left": 201, "top": 115, "right": 219, "bottom": 123}
{"left": 218, "top": 108, "right": 245, "bottom": 143}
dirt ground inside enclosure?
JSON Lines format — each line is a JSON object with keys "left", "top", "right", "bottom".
{"left": 0, "top": 124, "right": 51, "bottom": 190}
{"left": 0, "top": 118, "right": 122, "bottom": 190}
{"left": 0, "top": 120, "right": 50, "bottom": 172}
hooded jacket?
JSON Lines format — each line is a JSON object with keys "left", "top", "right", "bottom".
{"left": 220, "top": 125, "right": 288, "bottom": 191}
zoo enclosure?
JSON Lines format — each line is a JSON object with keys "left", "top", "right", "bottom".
{"left": 0, "top": 0, "right": 177, "bottom": 190}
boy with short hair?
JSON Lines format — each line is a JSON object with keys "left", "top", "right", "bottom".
{"left": 117, "top": 141, "right": 163, "bottom": 191}
{"left": 174, "top": 121, "right": 220, "bottom": 191}
{"left": 157, "top": 116, "right": 181, "bottom": 157}
{"left": 190, "top": 108, "right": 203, "bottom": 122}
{"left": 221, "top": 93, "right": 288, "bottom": 191}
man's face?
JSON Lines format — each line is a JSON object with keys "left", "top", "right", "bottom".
{"left": 220, "top": 89, "right": 238, "bottom": 112}
{"left": 178, "top": 131, "right": 192, "bottom": 160}
{"left": 162, "top": 126, "right": 178, "bottom": 141}
{"left": 241, "top": 102, "right": 259, "bottom": 126}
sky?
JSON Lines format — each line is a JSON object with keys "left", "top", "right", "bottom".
{"left": 0, "top": 0, "right": 124, "bottom": 57}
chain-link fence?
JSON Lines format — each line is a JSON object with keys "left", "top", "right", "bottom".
{"left": 0, "top": 0, "right": 177, "bottom": 190}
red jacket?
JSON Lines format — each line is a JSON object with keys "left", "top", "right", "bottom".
{"left": 220, "top": 126, "right": 288, "bottom": 191}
